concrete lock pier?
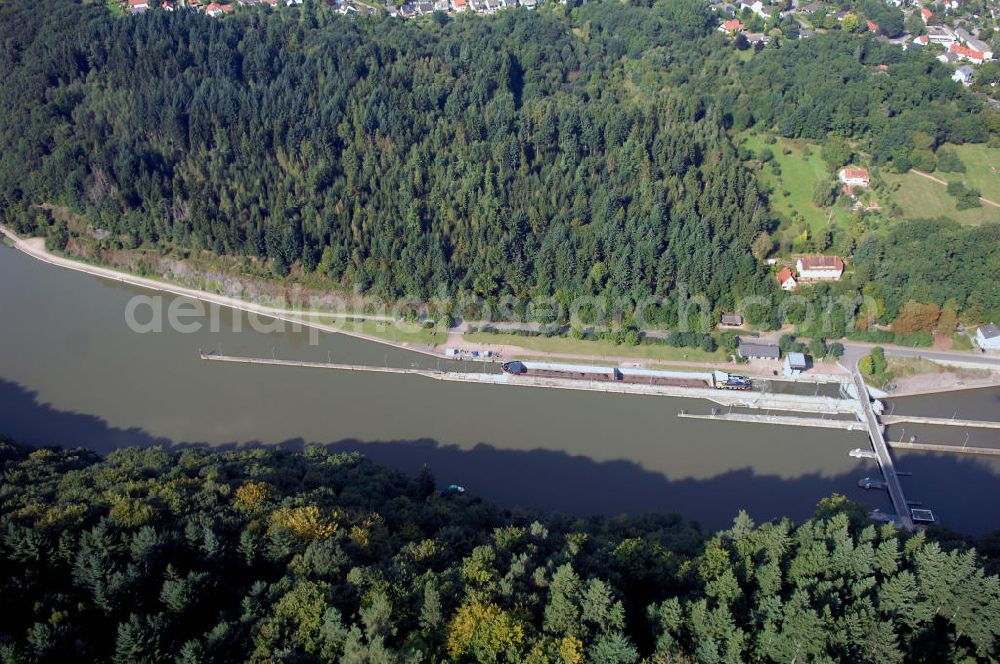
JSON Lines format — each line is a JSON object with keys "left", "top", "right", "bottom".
{"left": 198, "top": 352, "right": 859, "bottom": 414}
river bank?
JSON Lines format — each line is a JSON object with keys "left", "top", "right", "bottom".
{"left": 10, "top": 224, "right": 1000, "bottom": 389}
{"left": 2, "top": 241, "right": 1000, "bottom": 533}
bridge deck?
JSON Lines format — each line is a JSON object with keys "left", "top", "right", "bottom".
{"left": 853, "top": 371, "right": 914, "bottom": 530}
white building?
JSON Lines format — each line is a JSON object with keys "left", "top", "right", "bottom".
{"left": 838, "top": 167, "right": 870, "bottom": 187}
{"left": 783, "top": 352, "right": 808, "bottom": 376}
{"left": 796, "top": 256, "right": 845, "bottom": 281}
{"left": 953, "top": 65, "right": 974, "bottom": 86}
{"left": 977, "top": 323, "right": 1000, "bottom": 350}
{"left": 927, "top": 25, "right": 958, "bottom": 47}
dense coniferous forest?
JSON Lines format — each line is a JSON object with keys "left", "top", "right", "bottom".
{"left": 1, "top": 0, "right": 994, "bottom": 310}
{"left": 1, "top": 440, "right": 999, "bottom": 663}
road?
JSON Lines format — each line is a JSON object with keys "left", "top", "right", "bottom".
{"left": 842, "top": 342, "right": 1000, "bottom": 371}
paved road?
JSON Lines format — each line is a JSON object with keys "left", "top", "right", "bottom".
{"left": 842, "top": 342, "right": 1000, "bottom": 370}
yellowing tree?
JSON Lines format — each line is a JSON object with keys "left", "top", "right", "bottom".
{"left": 270, "top": 506, "right": 338, "bottom": 541}
{"left": 892, "top": 300, "right": 940, "bottom": 335}
{"left": 234, "top": 481, "right": 274, "bottom": 511}
{"left": 558, "top": 635, "right": 585, "bottom": 664}
{"left": 447, "top": 600, "right": 525, "bottom": 663}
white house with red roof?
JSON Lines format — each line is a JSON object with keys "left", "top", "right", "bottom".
{"left": 950, "top": 43, "right": 989, "bottom": 64}
{"left": 776, "top": 267, "right": 798, "bottom": 291}
{"left": 920, "top": 6, "right": 932, "bottom": 22}
{"left": 838, "top": 167, "right": 869, "bottom": 188}
{"left": 796, "top": 256, "right": 844, "bottom": 281}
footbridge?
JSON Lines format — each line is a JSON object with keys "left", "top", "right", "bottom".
{"left": 852, "top": 369, "right": 915, "bottom": 530}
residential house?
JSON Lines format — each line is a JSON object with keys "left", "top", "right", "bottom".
{"left": 776, "top": 267, "right": 798, "bottom": 291}
{"left": 927, "top": 25, "right": 958, "bottom": 46}
{"left": 738, "top": 340, "right": 781, "bottom": 360}
{"left": 952, "top": 64, "right": 974, "bottom": 85}
{"left": 519, "top": 0, "right": 536, "bottom": 8}
{"left": 127, "top": 0, "right": 149, "bottom": 12}
{"left": 950, "top": 43, "right": 989, "bottom": 63}
{"left": 452, "top": 0, "right": 468, "bottom": 10}
{"left": 920, "top": 5, "right": 932, "bottom": 22}
{"left": 976, "top": 323, "right": 1000, "bottom": 350}
{"left": 204, "top": 2, "right": 225, "bottom": 16}
{"left": 866, "top": 19, "right": 880, "bottom": 32}
{"left": 796, "top": 256, "right": 845, "bottom": 281}
{"left": 719, "top": 18, "right": 746, "bottom": 32}
{"left": 938, "top": 51, "right": 959, "bottom": 63}
{"left": 742, "top": 0, "right": 772, "bottom": 19}
{"left": 838, "top": 167, "right": 870, "bottom": 187}
{"left": 912, "top": 34, "right": 930, "bottom": 46}
{"left": 954, "top": 27, "right": 993, "bottom": 56}
{"left": 720, "top": 313, "right": 744, "bottom": 327}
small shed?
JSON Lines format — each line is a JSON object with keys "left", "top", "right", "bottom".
{"left": 783, "top": 352, "right": 808, "bottom": 376}
{"left": 720, "top": 313, "right": 744, "bottom": 327}
{"left": 738, "top": 340, "right": 780, "bottom": 360}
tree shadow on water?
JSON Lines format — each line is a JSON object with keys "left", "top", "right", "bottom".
{"left": 2, "top": 378, "right": 998, "bottom": 533}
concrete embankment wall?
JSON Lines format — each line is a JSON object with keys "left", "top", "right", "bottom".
{"left": 202, "top": 354, "right": 860, "bottom": 415}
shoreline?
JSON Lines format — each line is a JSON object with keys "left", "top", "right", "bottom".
{"left": 3, "top": 224, "right": 998, "bottom": 394}
{"left": 0, "top": 225, "right": 446, "bottom": 360}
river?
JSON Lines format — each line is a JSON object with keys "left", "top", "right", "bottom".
{"left": 1, "top": 244, "right": 998, "bottom": 533}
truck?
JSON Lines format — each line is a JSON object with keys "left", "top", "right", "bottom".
{"left": 713, "top": 370, "right": 752, "bottom": 391}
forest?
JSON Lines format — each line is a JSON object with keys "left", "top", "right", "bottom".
{"left": 0, "top": 0, "right": 994, "bottom": 313}
{"left": 1, "top": 439, "right": 999, "bottom": 663}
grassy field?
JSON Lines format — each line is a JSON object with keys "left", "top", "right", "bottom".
{"left": 949, "top": 143, "right": 1000, "bottom": 203}
{"left": 465, "top": 331, "right": 728, "bottom": 362}
{"left": 740, "top": 135, "right": 851, "bottom": 235}
{"left": 882, "top": 171, "right": 999, "bottom": 226}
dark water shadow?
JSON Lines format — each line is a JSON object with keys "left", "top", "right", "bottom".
{"left": 2, "top": 378, "right": 998, "bottom": 533}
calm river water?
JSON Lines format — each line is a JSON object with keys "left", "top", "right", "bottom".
{"left": 1, "top": 244, "right": 998, "bottom": 533}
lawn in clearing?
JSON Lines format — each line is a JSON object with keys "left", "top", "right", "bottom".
{"left": 942, "top": 143, "right": 1000, "bottom": 204}
{"left": 882, "top": 171, "right": 1000, "bottom": 226}
{"left": 739, "top": 135, "right": 851, "bottom": 235}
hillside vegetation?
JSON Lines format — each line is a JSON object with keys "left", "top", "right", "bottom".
{"left": 1, "top": 440, "right": 999, "bottom": 663}
{"left": 1, "top": 0, "right": 995, "bottom": 317}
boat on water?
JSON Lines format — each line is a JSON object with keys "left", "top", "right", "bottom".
{"left": 858, "top": 477, "right": 886, "bottom": 490}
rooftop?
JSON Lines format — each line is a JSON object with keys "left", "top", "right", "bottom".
{"left": 798, "top": 255, "right": 845, "bottom": 271}
{"left": 979, "top": 323, "right": 1000, "bottom": 339}
{"left": 786, "top": 352, "right": 807, "bottom": 368}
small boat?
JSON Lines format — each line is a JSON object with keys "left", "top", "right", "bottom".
{"left": 858, "top": 477, "right": 886, "bottom": 490}
{"left": 439, "top": 484, "right": 466, "bottom": 497}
